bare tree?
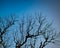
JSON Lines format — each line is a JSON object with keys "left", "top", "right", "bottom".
{"left": 13, "top": 13, "right": 60, "bottom": 48}
{"left": 0, "top": 15, "right": 16, "bottom": 48}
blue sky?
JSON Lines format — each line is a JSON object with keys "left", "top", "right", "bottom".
{"left": 0, "top": 1, "right": 32, "bottom": 16}
{"left": 0, "top": 0, "right": 60, "bottom": 48}
{"left": 0, "top": 1, "right": 60, "bottom": 31}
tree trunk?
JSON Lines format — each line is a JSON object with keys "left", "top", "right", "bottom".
{"left": 41, "top": 46, "right": 43, "bottom": 48}
{"left": 39, "top": 46, "right": 43, "bottom": 48}
{"left": 16, "top": 45, "right": 20, "bottom": 48}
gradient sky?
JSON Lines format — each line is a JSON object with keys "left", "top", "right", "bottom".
{"left": 0, "top": 0, "right": 60, "bottom": 48}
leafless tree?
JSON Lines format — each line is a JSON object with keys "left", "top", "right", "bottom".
{"left": 0, "top": 15, "right": 16, "bottom": 48}
{"left": 13, "top": 13, "right": 60, "bottom": 48}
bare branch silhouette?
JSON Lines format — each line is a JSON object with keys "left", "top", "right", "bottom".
{"left": 13, "top": 13, "right": 60, "bottom": 48}
{"left": 0, "top": 15, "right": 16, "bottom": 48}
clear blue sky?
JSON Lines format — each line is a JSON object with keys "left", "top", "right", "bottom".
{"left": 0, "top": 0, "right": 60, "bottom": 48}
